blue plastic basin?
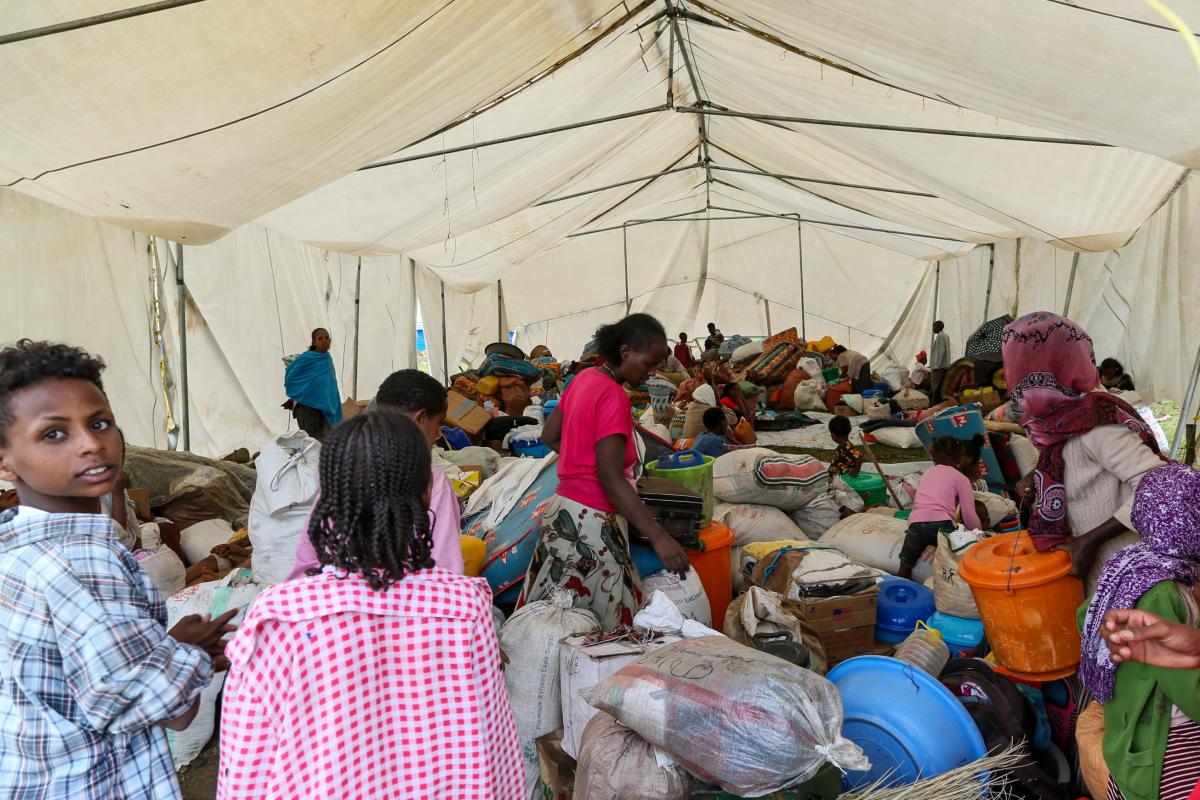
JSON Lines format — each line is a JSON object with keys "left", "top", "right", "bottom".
{"left": 928, "top": 612, "right": 986, "bottom": 658}
{"left": 875, "top": 577, "right": 936, "bottom": 643}
{"left": 827, "top": 655, "right": 988, "bottom": 790}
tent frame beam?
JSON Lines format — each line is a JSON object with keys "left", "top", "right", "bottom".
{"left": 796, "top": 219, "right": 806, "bottom": 341}
{"left": 533, "top": 164, "right": 696, "bottom": 206}
{"left": 708, "top": 204, "right": 970, "bottom": 242}
{"left": 667, "top": 2, "right": 714, "bottom": 204}
{"left": 1063, "top": 251, "right": 1081, "bottom": 315}
{"left": 174, "top": 241, "right": 190, "bottom": 452}
{"left": 676, "top": 106, "right": 1112, "bottom": 147}
{"left": 983, "top": 243, "right": 995, "bottom": 320}
{"left": 0, "top": 0, "right": 204, "bottom": 46}
{"left": 352, "top": 257, "right": 362, "bottom": 399}
{"left": 711, "top": 164, "right": 936, "bottom": 197}
{"left": 1171, "top": 342, "right": 1200, "bottom": 459}
{"left": 358, "top": 105, "right": 668, "bottom": 170}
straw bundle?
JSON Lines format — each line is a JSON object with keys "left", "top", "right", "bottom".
{"left": 840, "top": 745, "right": 1025, "bottom": 800}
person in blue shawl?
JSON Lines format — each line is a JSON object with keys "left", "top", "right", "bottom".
{"left": 284, "top": 328, "right": 342, "bottom": 440}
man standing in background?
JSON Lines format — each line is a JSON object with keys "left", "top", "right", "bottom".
{"left": 930, "top": 320, "right": 951, "bottom": 401}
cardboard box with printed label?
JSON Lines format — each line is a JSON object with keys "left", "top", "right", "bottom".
{"left": 445, "top": 390, "right": 491, "bottom": 436}
{"left": 793, "top": 587, "right": 878, "bottom": 664}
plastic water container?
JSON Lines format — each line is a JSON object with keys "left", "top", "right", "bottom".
{"left": 876, "top": 577, "right": 936, "bottom": 643}
{"left": 841, "top": 472, "right": 888, "bottom": 506}
{"left": 685, "top": 522, "right": 735, "bottom": 626}
{"left": 828, "top": 655, "right": 987, "bottom": 790}
{"left": 894, "top": 621, "right": 951, "bottom": 676}
{"left": 511, "top": 440, "right": 551, "bottom": 459}
{"left": 927, "top": 612, "right": 985, "bottom": 659}
{"left": 440, "top": 426, "right": 472, "bottom": 450}
{"left": 959, "top": 531, "right": 1085, "bottom": 680}
{"left": 646, "top": 452, "right": 715, "bottom": 525}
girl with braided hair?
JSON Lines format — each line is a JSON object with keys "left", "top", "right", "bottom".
{"left": 218, "top": 411, "right": 523, "bottom": 800}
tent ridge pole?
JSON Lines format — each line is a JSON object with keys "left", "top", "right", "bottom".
{"left": 709, "top": 204, "right": 970, "bottom": 242}
{"left": 360, "top": 105, "right": 668, "bottom": 170}
{"left": 0, "top": 0, "right": 204, "bottom": 46}
{"left": 174, "top": 241, "right": 190, "bottom": 452}
{"left": 710, "top": 164, "right": 936, "bottom": 197}
{"left": 534, "top": 164, "right": 695, "bottom": 206}
{"left": 623, "top": 226, "right": 631, "bottom": 313}
{"left": 676, "top": 106, "right": 1112, "bottom": 146}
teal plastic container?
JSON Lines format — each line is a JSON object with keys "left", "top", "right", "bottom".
{"left": 927, "top": 612, "right": 985, "bottom": 658}
{"left": 646, "top": 453, "right": 715, "bottom": 525}
{"left": 841, "top": 472, "right": 888, "bottom": 506}
{"left": 822, "top": 366, "right": 841, "bottom": 383}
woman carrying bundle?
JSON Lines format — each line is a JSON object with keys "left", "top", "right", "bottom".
{"left": 518, "top": 313, "right": 689, "bottom": 631}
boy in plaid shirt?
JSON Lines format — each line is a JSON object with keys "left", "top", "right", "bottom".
{"left": 0, "top": 340, "right": 235, "bottom": 798}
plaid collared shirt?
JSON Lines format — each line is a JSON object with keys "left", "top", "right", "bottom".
{"left": 0, "top": 507, "right": 212, "bottom": 799}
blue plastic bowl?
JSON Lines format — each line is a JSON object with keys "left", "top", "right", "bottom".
{"left": 875, "top": 577, "right": 936, "bottom": 643}
{"left": 827, "top": 655, "right": 988, "bottom": 790}
{"left": 928, "top": 612, "right": 986, "bottom": 658}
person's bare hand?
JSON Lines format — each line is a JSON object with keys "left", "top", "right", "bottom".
{"left": 170, "top": 609, "right": 239, "bottom": 671}
{"left": 1053, "top": 537, "right": 1097, "bottom": 580}
{"left": 919, "top": 545, "right": 937, "bottom": 565}
{"left": 1015, "top": 474, "right": 1035, "bottom": 507}
{"left": 650, "top": 533, "right": 690, "bottom": 577}
{"left": 1103, "top": 608, "right": 1200, "bottom": 669}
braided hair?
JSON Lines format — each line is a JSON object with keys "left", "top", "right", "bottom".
{"left": 306, "top": 409, "right": 435, "bottom": 590}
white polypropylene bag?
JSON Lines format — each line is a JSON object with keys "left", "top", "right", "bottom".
{"left": 133, "top": 526, "right": 186, "bottom": 598}
{"left": 180, "top": 518, "right": 234, "bottom": 566}
{"left": 639, "top": 570, "right": 712, "bottom": 626}
{"left": 871, "top": 426, "right": 922, "bottom": 449}
{"left": 712, "top": 449, "right": 829, "bottom": 511}
{"left": 633, "top": 591, "right": 723, "bottom": 638}
{"left": 931, "top": 527, "right": 988, "bottom": 618}
{"left": 574, "top": 712, "right": 694, "bottom": 800}
{"left": 731, "top": 340, "right": 764, "bottom": 364}
{"left": 788, "top": 492, "right": 845, "bottom": 540}
{"left": 879, "top": 364, "right": 911, "bottom": 392}
{"left": 164, "top": 568, "right": 263, "bottom": 768}
{"left": 248, "top": 431, "right": 320, "bottom": 586}
{"left": 797, "top": 357, "right": 826, "bottom": 392}
{"left": 714, "top": 502, "right": 807, "bottom": 545}
{"left": 1009, "top": 434, "right": 1040, "bottom": 476}
{"left": 793, "top": 380, "right": 825, "bottom": 412}
{"left": 585, "top": 636, "right": 868, "bottom": 796}
{"left": 973, "top": 490, "right": 1017, "bottom": 528}
{"left": 820, "top": 513, "right": 933, "bottom": 583}
{"left": 499, "top": 588, "right": 600, "bottom": 797}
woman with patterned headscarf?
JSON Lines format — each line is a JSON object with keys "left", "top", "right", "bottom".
{"left": 1078, "top": 463, "right": 1200, "bottom": 800}
{"left": 1001, "top": 312, "right": 1165, "bottom": 589}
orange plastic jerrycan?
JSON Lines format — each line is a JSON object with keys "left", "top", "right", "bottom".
{"left": 958, "top": 531, "right": 1084, "bottom": 681}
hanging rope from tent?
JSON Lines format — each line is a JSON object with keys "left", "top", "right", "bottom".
{"left": 147, "top": 236, "right": 179, "bottom": 449}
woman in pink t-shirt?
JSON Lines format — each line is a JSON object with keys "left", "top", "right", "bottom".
{"left": 517, "top": 314, "right": 689, "bottom": 631}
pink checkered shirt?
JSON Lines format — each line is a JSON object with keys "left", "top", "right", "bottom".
{"left": 217, "top": 568, "right": 523, "bottom": 799}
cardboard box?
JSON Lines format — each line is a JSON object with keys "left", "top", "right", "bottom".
{"left": 833, "top": 403, "right": 857, "bottom": 417}
{"left": 445, "top": 390, "right": 491, "bottom": 436}
{"left": 341, "top": 397, "right": 371, "bottom": 420}
{"left": 558, "top": 634, "right": 681, "bottom": 758}
{"left": 792, "top": 588, "right": 879, "bottom": 664}
{"left": 536, "top": 730, "right": 575, "bottom": 800}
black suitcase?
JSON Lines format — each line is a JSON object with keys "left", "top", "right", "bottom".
{"left": 634, "top": 476, "right": 704, "bottom": 549}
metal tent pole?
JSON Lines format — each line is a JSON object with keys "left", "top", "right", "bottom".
{"left": 983, "top": 243, "right": 995, "bottom": 320}
{"left": 174, "top": 241, "right": 190, "bottom": 452}
{"left": 534, "top": 165, "right": 696, "bottom": 206}
{"left": 763, "top": 297, "right": 772, "bottom": 337}
{"left": 439, "top": 279, "right": 449, "bottom": 383}
{"left": 623, "top": 226, "right": 631, "bottom": 313}
{"left": 710, "top": 165, "right": 935, "bottom": 197}
{"left": 352, "top": 257, "right": 362, "bottom": 399}
{"left": 496, "top": 280, "right": 504, "bottom": 341}
{"left": 1171, "top": 341, "right": 1200, "bottom": 459}
{"left": 0, "top": 0, "right": 204, "bottom": 45}
{"left": 1063, "top": 251, "right": 1081, "bottom": 316}
{"left": 931, "top": 261, "right": 941, "bottom": 354}
{"left": 796, "top": 218, "right": 806, "bottom": 341}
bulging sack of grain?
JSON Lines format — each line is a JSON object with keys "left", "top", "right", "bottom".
{"left": 712, "top": 449, "right": 828, "bottom": 511}
{"left": 820, "top": 513, "right": 933, "bottom": 583}
{"left": 574, "top": 712, "right": 694, "bottom": 800}
{"left": 714, "top": 502, "right": 807, "bottom": 546}
{"left": 931, "top": 527, "right": 988, "bottom": 619}
{"left": 640, "top": 569, "right": 712, "bottom": 626}
{"left": 499, "top": 588, "right": 600, "bottom": 797}
{"left": 585, "top": 636, "right": 867, "bottom": 796}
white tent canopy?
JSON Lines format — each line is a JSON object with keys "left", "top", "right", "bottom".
{"left": 3, "top": 1, "right": 1200, "bottom": 456}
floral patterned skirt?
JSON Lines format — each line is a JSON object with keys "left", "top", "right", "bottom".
{"left": 517, "top": 493, "right": 643, "bottom": 632}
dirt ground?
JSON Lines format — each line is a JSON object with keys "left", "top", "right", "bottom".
{"left": 178, "top": 738, "right": 220, "bottom": 800}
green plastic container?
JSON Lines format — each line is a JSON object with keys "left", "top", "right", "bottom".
{"left": 822, "top": 366, "right": 841, "bottom": 383}
{"left": 841, "top": 471, "right": 888, "bottom": 506}
{"left": 646, "top": 454, "right": 715, "bottom": 525}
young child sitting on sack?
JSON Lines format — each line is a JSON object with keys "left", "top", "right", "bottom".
{"left": 898, "top": 436, "right": 983, "bottom": 580}
{"left": 692, "top": 406, "right": 728, "bottom": 458}
{"left": 0, "top": 340, "right": 234, "bottom": 799}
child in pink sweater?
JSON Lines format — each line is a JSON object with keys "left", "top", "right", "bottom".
{"left": 898, "top": 436, "right": 983, "bottom": 579}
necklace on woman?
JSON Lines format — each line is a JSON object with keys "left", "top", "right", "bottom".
{"left": 599, "top": 363, "right": 620, "bottom": 383}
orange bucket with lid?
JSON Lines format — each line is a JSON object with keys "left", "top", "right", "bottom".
{"left": 958, "top": 531, "right": 1084, "bottom": 681}
{"left": 686, "top": 521, "right": 735, "bottom": 626}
